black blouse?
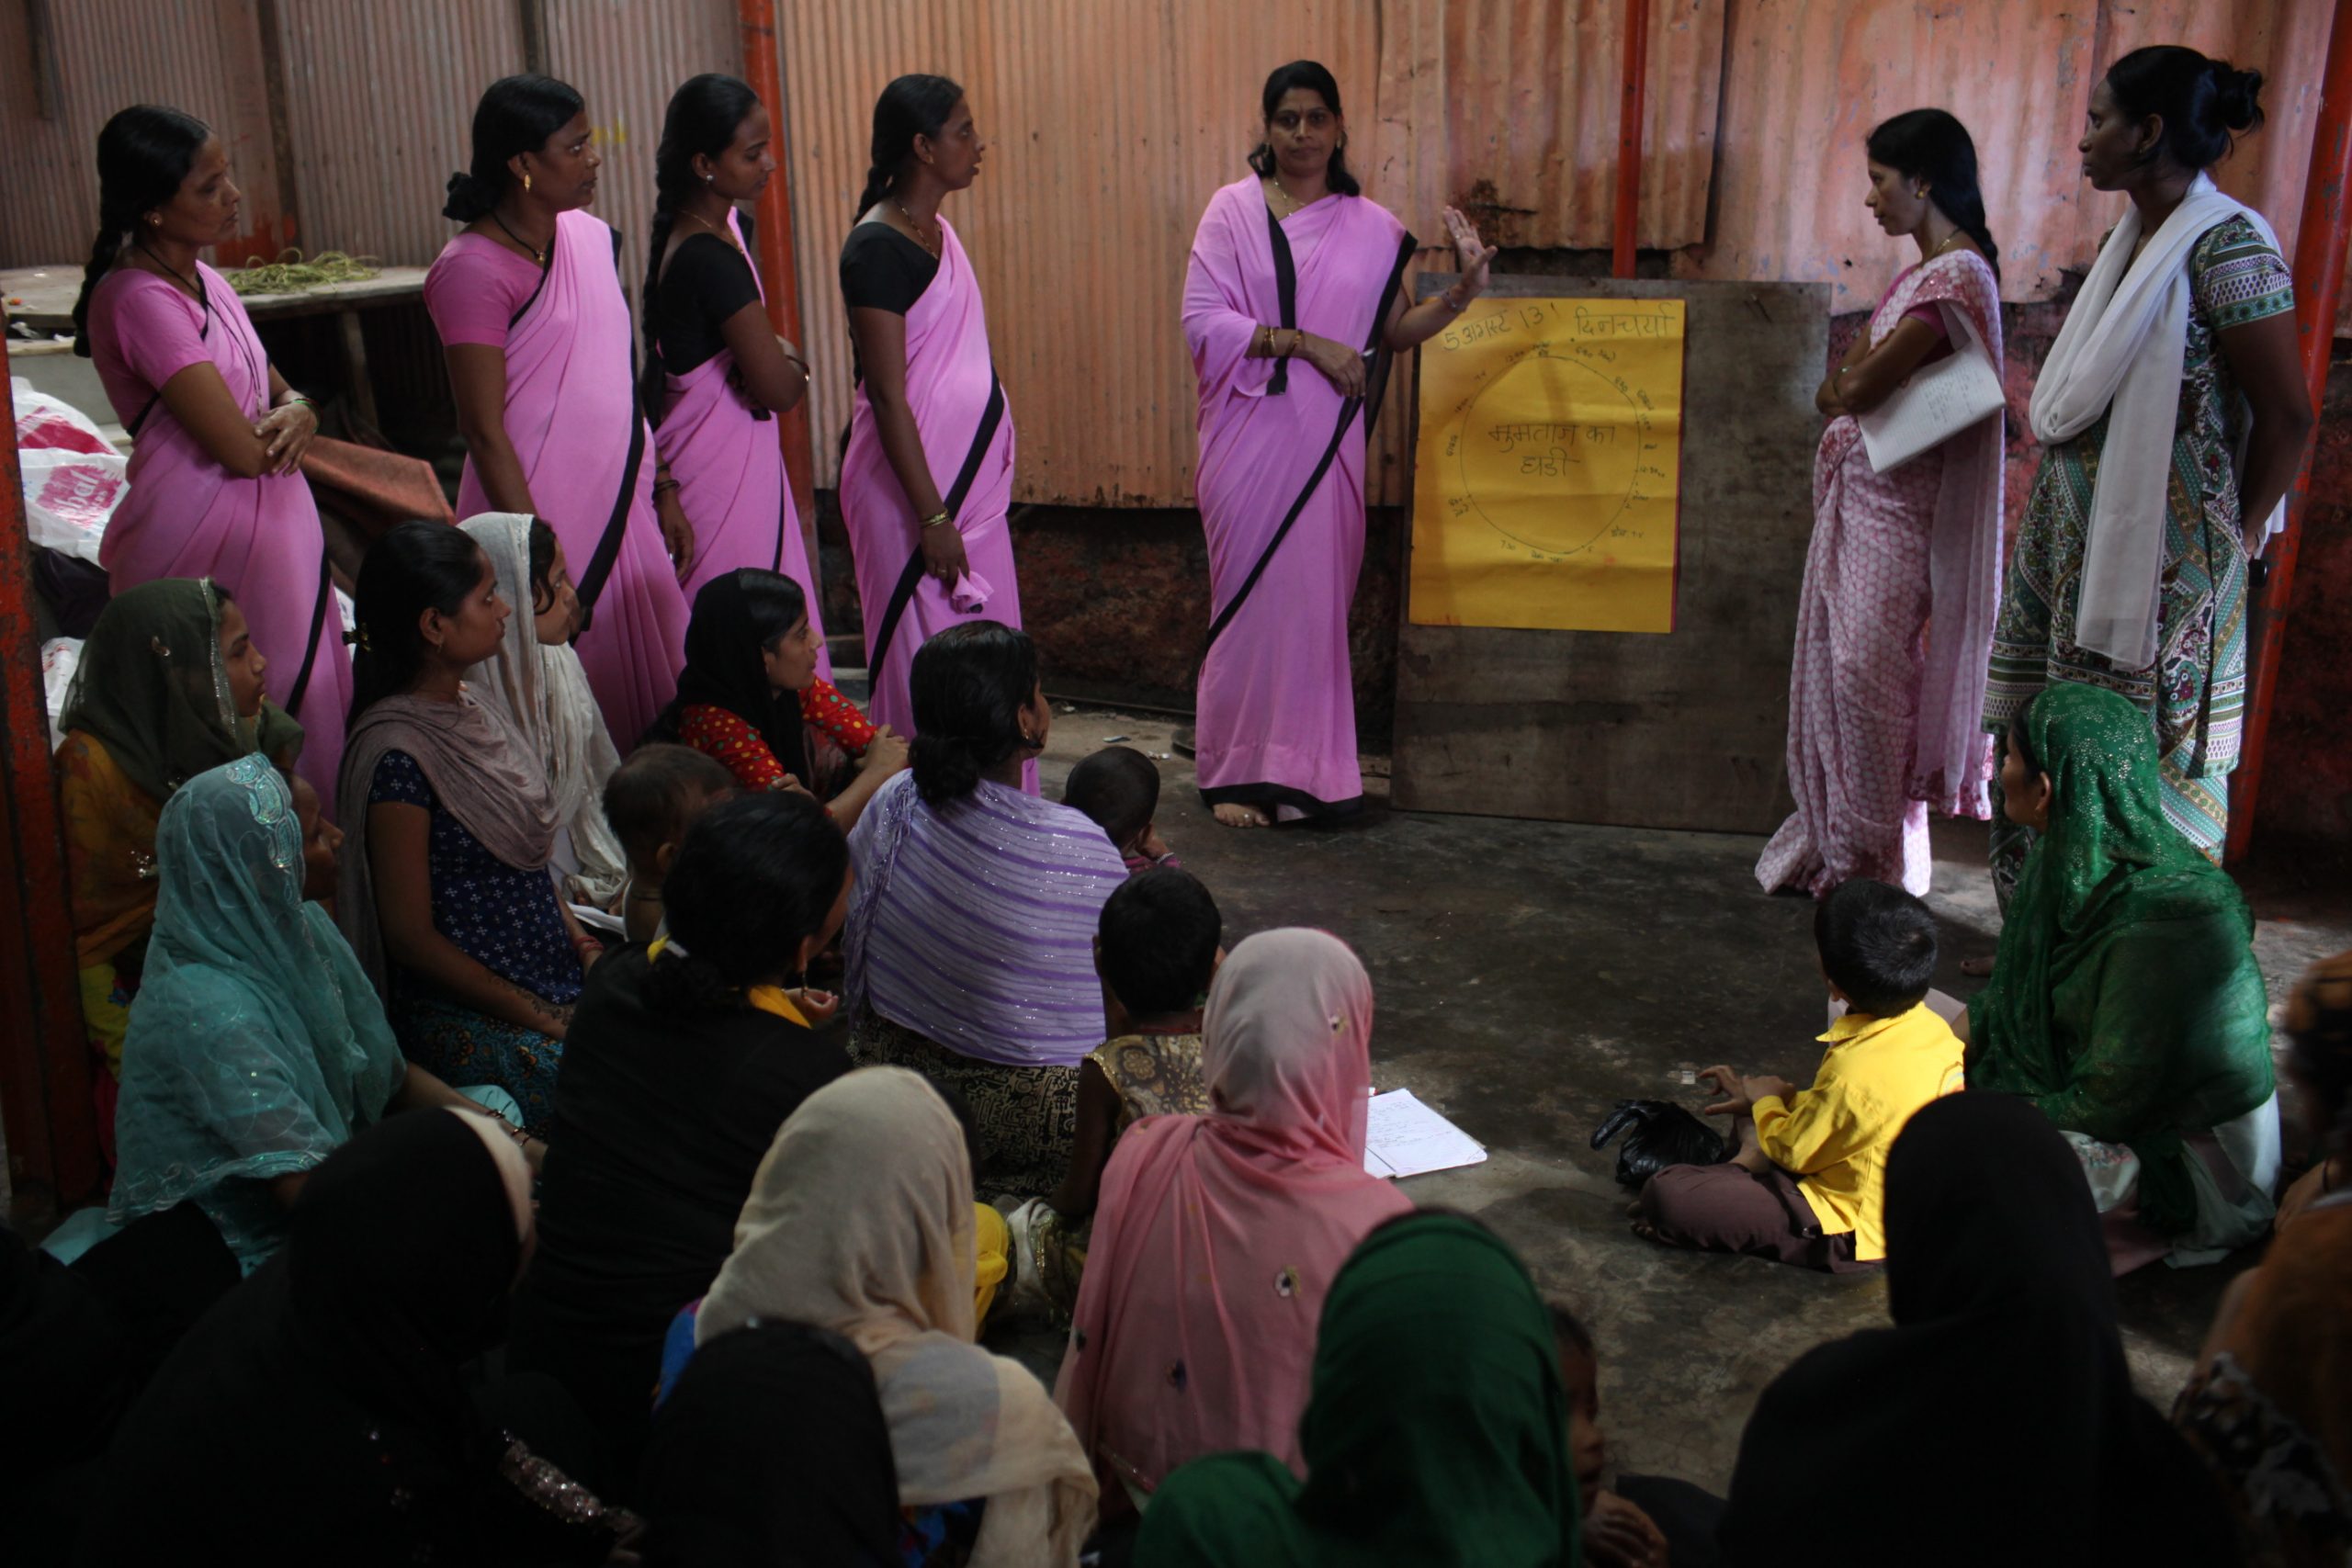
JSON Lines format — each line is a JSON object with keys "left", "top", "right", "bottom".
{"left": 654, "top": 222, "right": 763, "bottom": 376}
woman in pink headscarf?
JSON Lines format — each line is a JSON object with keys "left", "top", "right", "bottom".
{"left": 1053, "top": 928, "right": 1411, "bottom": 1519}
{"left": 1184, "top": 61, "right": 1494, "bottom": 828}
{"left": 74, "top": 105, "right": 351, "bottom": 806}
{"left": 427, "top": 73, "right": 693, "bottom": 750}
{"left": 838, "top": 74, "right": 1032, "bottom": 786}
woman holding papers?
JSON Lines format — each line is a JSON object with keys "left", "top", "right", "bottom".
{"left": 1984, "top": 47, "right": 2309, "bottom": 898}
{"left": 1758, "top": 109, "right": 2006, "bottom": 898}
{"left": 1054, "top": 930, "right": 1410, "bottom": 1524}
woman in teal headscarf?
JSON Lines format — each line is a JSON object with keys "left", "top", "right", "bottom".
{"left": 1967, "top": 681, "right": 2277, "bottom": 1267}
{"left": 1136, "top": 1211, "right": 1578, "bottom": 1567}
{"left": 110, "top": 755, "right": 526, "bottom": 1272}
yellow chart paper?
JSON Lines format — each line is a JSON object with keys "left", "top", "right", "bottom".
{"left": 1410, "top": 297, "right": 1686, "bottom": 633}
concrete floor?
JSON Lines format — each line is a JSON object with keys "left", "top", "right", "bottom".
{"left": 1005, "top": 695, "right": 2352, "bottom": 1496}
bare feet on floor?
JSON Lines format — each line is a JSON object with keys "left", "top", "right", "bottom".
{"left": 1213, "top": 802, "right": 1271, "bottom": 829}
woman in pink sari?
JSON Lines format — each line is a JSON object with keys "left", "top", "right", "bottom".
{"left": 427, "top": 74, "right": 692, "bottom": 750}
{"left": 838, "top": 75, "right": 1029, "bottom": 784}
{"left": 1757, "top": 110, "right": 2007, "bottom": 897}
{"left": 74, "top": 106, "right": 350, "bottom": 806}
{"left": 1053, "top": 929, "right": 1411, "bottom": 1519}
{"left": 1185, "top": 62, "right": 1496, "bottom": 828}
{"left": 643, "top": 74, "right": 825, "bottom": 656}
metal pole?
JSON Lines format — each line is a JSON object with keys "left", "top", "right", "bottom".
{"left": 0, "top": 332, "right": 101, "bottom": 1210}
{"left": 2228, "top": 0, "right": 2352, "bottom": 863}
{"left": 739, "top": 0, "right": 819, "bottom": 527}
{"left": 1611, "top": 0, "right": 1652, "bottom": 278}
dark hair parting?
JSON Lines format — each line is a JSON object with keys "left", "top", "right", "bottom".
{"left": 1246, "top": 61, "right": 1361, "bottom": 198}
{"left": 2105, "top": 46, "right": 2266, "bottom": 174}
{"left": 1865, "top": 108, "right": 2000, "bottom": 282}
{"left": 445, "top": 74, "right": 586, "bottom": 222}
{"left": 347, "top": 521, "right": 492, "bottom": 728}
{"left": 74, "top": 105, "right": 211, "bottom": 357}
{"left": 643, "top": 73, "right": 763, "bottom": 425}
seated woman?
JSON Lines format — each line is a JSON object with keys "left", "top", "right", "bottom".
{"left": 2174, "top": 951, "right": 2352, "bottom": 1562}
{"left": 1964, "top": 682, "right": 2278, "bottom": 1269}
{"left": 842, "top": 621, "right": 1129, "bottom": 1195}
{"left": 88, "top": 1109, "right": 637, "bottom": 1568}
{"left": 108, "top": 755, "right": 531, "bottom": 1274}
{"left": 1719, "top": 1095, "right": 2233, "bottom": 1561}
{"left": 338, "top": 521, "right": 599, "bottom": 1136}
{"left": 644, "top": 568, "right": 909, "bottom": 834}
{"left": 689, "top": 1067, "right": 1096, "bottom": 1566}
{"left": 55, "top": 577, "right": 300, "bottom": 1159}
{"left": 1055, "top": 930, "right": 1412, "bottom": 1515}
{"left": 1136, "top": 1212, "right": 1579, "bottom": 1565}
{"left": 458, "top": 513, "right": 629, "bottom": 908}
{"left": 506, "top": 790, "right": 854, "bottom": 1489}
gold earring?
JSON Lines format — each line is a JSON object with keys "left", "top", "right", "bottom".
{"left": 523, "top": 171, "right": 533, "bottom": 192}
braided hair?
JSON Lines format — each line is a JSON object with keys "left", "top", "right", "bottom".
{"left": 642, "top": 73, "right": 763, "bottom": 426}
{"left": 71, "top": 106, "right": 210, "bottom": 357}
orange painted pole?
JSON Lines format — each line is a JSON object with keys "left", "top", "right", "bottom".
{"left": 0, "top": 332, "right": 101, "bottom": 1208}
{"left": 1611, "top": 0, "right": 1651, "bottom": 278}
{"left": 2228, "top": 0, "right": 2352, "bottom": 863}
{"left": 738, "top": 0, "right": 817, "bottom": 522}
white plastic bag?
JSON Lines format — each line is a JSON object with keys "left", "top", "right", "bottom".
{"left": 42, "top": 637, "right": 82, "bottom": 749}
{"left": 11, "top": 375, "right": 112, "bottom": 455}
{"left": 19, "top": 446, "right": 127, "bottom": 564}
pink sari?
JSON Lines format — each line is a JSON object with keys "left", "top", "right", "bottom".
{"left": 1756, "top": 251, "right": 2005, "bottom": 897}
{"left": 1184, "top": 180, "right": 1413, "bottom": 818}
{"left": 86, "top": 265, "right": 352, "bottom": 806}
{"left": 1053, "top": 930, "right": 1411, "bottom": 1496}
{"left": 436, "top": 211, "right": 689, "bottom": 749}
{"left": 838, "top": 217, "right": 1020, "bottom": 765}
{"left": 653, "top": 208, "right": 829, "bottom": 680}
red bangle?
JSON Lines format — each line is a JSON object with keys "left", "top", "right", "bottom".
{"left": 571, "top": 933, "right": 604, "bottom": 954}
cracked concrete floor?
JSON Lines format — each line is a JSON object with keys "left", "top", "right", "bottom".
{"left": 998, "top": 696, "right": 2352, "bottom": 1495}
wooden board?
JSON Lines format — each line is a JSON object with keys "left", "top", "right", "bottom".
{"left": 2, "top": 264, "right": 427, "bottom": 334}
{"left": 1393, "top": 275, "right": 1828, "bottom": 834}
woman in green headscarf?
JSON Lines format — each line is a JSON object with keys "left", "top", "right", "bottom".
{"left": 54, "top": 577, "right": 301, "bottom": 1156}
{"left": 1966, "top": 681, "right": 2277, "bottom": 1267}
{"left": 1136, "top": 1211, "right": 1579, "bottom": 1568}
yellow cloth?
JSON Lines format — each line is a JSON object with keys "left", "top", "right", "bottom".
{"left": 79, "top": 963, "right": 132, "bottom": 1079}
{"left": 56, "top": 730, "right": 163, "bottom": 970}
{"left": 974, "top": 1201, "right": 1011, "bottom": 1327}
{"left": 1753, "top": 1002, "right": 1965, "bottom": 1261}
{"left": 646, "top": 937, "right": 811, "bottom": 1028}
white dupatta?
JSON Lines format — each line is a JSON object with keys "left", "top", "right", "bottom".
{"left": 2028, "top": 174, "right": 2282, "bottom": 667}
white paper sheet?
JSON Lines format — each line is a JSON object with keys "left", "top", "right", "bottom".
{"left": 1363, "top": 1088, "right": 1487, "bottom": 1179}
{"left": 569, "top": 901, "right": 628, "bottom": 938}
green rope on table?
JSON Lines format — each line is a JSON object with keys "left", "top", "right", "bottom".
{"left": 224, "top": 249, "right": 381, "bottom": 296}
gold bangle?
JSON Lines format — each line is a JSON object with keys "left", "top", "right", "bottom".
{"left": 920, "top": 509, "right": 952, "bottom": 529}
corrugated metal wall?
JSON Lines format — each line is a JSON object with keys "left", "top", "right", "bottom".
{"left": 0, "top": 0, "right": 2340, "bottom": 505}
{"left": 1679, "top": 0, "right": 2333, "bottom": 312}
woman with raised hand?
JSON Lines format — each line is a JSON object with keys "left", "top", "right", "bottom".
{"left": 1184, "top": 60, "right": 1493, "bottom": 828}
{"left": 1985, "top": 46, "right": 2310, "bottom": 895}
{"left": 643, "top": 73, "right": 823, "bottom": 621}
{"left": 337, "top": 522, "right": 594, "bottom": 1136}
{"left": 74, "top": 105, "right": 350, "bottom": 802}
{"left": 427, "top": 73, "right": 691, "bottom": 749}
{"left": 839, "top": 75, "right": 1028, "bottom": 778}
{"left": 1758, "top": 108, "right": 2006, "bottom": 899}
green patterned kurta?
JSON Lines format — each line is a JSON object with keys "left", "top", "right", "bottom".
{"left": 1984, "top": 214, "right": 2295, "bottom": 900}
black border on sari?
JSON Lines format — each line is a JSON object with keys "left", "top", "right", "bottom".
{"left": 282, "top": 552, "right": 334, "bottom": 718}
{"left": 571, "top": 224, "right": 650, "bottom": 622}
{"left": 1264, "top": 203, "right": 1299, "bottom": 396}
{"left": 865, "top": 370, "right": 1008, "bottom": 689}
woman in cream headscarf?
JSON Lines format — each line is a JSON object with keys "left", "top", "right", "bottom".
{"left": 697, "top": 1067, "right": 1096, "bottom": 1565}
{"left": 458, "top": 513, "right": 629, "bottom": 908}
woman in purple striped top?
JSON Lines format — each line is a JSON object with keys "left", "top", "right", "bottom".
{"left": 842, "top": 622, "right": 1128, "bottom": 1196}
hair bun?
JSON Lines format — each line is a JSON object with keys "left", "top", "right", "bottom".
{"left": 442, "top": 169, "right": 497, "bottom": 222}
{"left": 2211, "top": 62, "right": 2265, "bottom": 133}
{"left": 910, "top": 731, "right": 982, "bottom": 806}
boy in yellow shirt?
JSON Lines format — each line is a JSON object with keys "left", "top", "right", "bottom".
{"left": 1634, "top": 878, "right": 1964, "bottom": 1271}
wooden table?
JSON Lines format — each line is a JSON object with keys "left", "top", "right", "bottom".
{"left": 3, "top": 264, "right": 429, "bottom": 430}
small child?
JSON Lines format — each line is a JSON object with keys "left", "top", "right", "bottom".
{"left": 1634, "top": 877, "right": 1963, "bottom": 1272}
{"left": 999, "top": 867, "right": 1222, "bottom": 1320}
{"left": 1551, "top": 1304, "right": 1723, "bottom": 1568}
{"left": 601, "top": 744, "right": 738, "bottom": 942}
{"left": 1064, "top": 745, "right": 1180, "bottom": 874}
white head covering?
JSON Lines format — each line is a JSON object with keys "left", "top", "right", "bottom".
{"left": 458, "top": 513, "right": 629, "bottom": 905}
{"left": 699, "top": 1067, "right": 1096, "bottom": 1566}
{"left": 2028, "top": 173, "right": 2283, "bottom": 667}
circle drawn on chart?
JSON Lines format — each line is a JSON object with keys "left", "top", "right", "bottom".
{"left": 1457, "top": 346, "right": 1646, "bottom": 557}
